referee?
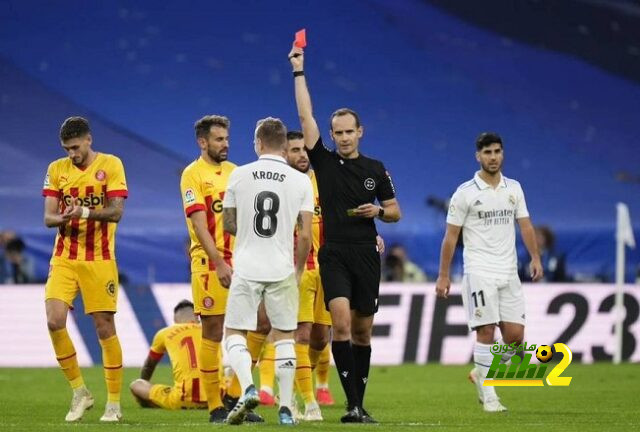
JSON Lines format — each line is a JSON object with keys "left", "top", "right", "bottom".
{"left": 288, "top": 43, "right": 401, "bottom": 423}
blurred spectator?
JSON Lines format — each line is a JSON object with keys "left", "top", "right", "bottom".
{"left": 519, "top": 225, "right": 569, "bottom": 282}
{"left": 383, "top": 254, "right": 404, "bottom": 282}
{"left": 3, "top": 236, "right": 36, "bottom": 284}
{"left": 383, "top": 244, "right": 428, "bottom": 283}
{"left": 0, "top": 230, "right": 18, "bottom": 283}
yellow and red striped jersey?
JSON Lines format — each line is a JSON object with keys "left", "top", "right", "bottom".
{"left": 180, "top": 157, "right": 236, "bottom": 272}
{"left": 42, "top": 153, "right": 128, "bottom": 262}
{"left": 305, "top": 170, "right": 323, "bottom": 270}
{"left": 149, "top": 322, "right": 205, "bottom": 404}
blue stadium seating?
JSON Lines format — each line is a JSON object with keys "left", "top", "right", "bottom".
{"left": 0, "top": 0, "right": 638, "bottom": 282}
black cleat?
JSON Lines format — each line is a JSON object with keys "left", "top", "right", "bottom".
{"left": 245, "top": 410, "right": 264, "bottom": 423}
{"left": 340, "top": 406, "right": 364, "bottom": 423}
{"left": 209, "top": 406, "right": 228, "bottom": 423}
{"left": 361, "top": 408, "right": 378, "bottom": 424}
{"left": 223, "top": 394, "right": 239, "bottom": 411}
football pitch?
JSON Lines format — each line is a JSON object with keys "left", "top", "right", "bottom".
{"left": 1, "top": 363, "right": 638, "bottom": 431}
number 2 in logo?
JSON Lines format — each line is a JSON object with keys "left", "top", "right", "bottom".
{"left": 254, "top": 191, "right": 280, "bottom": 238}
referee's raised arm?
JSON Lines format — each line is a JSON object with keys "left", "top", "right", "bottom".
{"left": 289, "top": 44, "right": 320, "bottom": 151}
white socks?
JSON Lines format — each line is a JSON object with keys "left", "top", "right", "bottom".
{"left": 473, "top": 342, "right": 498, "bottom": 401}
{"left": 225, "top": 334, "right": 253, "bottom": 394}
{"left": 274, "top": 339, "right": 296, "bottom": 409}
{"left": 496, "top": 338, "right": 516, "bottom": 364}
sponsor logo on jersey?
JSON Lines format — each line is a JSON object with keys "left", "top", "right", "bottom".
{"left": 210, "top": 199, "right": 223, "bottom": 213}
{"left": 184, "top": 188, "right": 196, "bottom": 205}
{"left": 63, "top": 193, "right": 105, "bottom": 208}
{"left": 95, "top": 170, "right": 106, "bottom": 181}
{"left": 364, "top": 177, "right": 376, "bottom": 190}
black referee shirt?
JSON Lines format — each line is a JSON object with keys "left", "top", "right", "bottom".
{"left": 308, "top": 136, "right": 396, "bottom": 244}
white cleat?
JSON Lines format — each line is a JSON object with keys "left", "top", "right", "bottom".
{"left": 99, "top": 402, "right": 122, "bottom": 422}
{"left": 302, "top": 401, "right": 323, "bottom": 421}
{"left": 290, "top": 398, "right": 303, "bottom": 421}
{"left": 65, "top": 387, "right": 94, "bottom": 422}
{"left": 483, "top": 398, "right": 508, "bottom": 413}
{"left": 468, "top": 367, "right": 484, "bottom": 404}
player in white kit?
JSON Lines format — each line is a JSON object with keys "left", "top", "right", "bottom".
{"left": 222, "top": 117, "right": 314, "bottom": 425}
{"left": 435, "top": 132, "right": 543, "bottom": 412}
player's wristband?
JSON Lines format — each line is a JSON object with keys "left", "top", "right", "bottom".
{"left": 80, "top": 207, "right": 90, "bottom": 219}
{"left": 377, "top": 207, "right": 385, "bottom": 219}
{"left": 293, "top": 71, "right": 304, "bottom": 77}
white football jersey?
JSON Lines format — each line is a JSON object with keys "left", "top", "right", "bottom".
{"left": 223, "top": 154, "right": 314, "bottom": 281}
{"left": 446, "top": 171, "right": 529, "bottom": 277}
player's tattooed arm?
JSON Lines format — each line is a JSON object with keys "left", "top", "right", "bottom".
{"left": 223, "top": 207, "right": 237, "bottom": 235}
{"left": 140, "top": 355, "right": 160, "bottom": 381}
{"left": 87, "top": 197, "right": 125, "bottom": 223}
{"left": 294, "top": 211, "right": 313, "bottom": 284}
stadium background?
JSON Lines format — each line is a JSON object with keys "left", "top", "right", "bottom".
{"left": 2, "top": 1, "right": 640, "bottom": 430}
{"left": 1, "top": 0, "right": 639, "bottom": 363}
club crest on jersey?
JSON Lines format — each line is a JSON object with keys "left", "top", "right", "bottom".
{"left": 95, "top": 170, "right": 106, "bottom": 181}
{"left": 364, "top": 178, "right": 376, "bottom": 190}
{"left": 203, "top": 296, "right": 214, "bottom": 309}
{"left": 184, "top": 188, "right": 196, "bottom": 205}
{"left": 105, "top": 280, "right": 116, "bottom": 297}
{"left": 509, "top": 195, "right": 516, "bottom": 206}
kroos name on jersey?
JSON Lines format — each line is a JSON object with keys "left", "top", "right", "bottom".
{"left": 252, "top": 170, "right": 286, "bottom": 182}
{"left": 62, "top": 193, "right": 105, "bottom": 207}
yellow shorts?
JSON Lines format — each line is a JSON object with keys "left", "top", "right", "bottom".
{"left": 191, "top": 270, "right": 228, "bottom": 316}
{"left": 45, "top": 258, "right": 119, "bottom": 314}
{"left": 149, "top": 384, "right": 207, "bottom": 410}
{"left": 298, "top": 269, "right": 332, "bottom": 326}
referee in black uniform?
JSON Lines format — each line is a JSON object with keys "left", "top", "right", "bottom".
{"left": 289, "top": 43, "right": 401, "bottom": 423}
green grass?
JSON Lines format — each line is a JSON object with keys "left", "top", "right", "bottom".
{"left": 1, "top": 363, "right": 638, "bottom": 431}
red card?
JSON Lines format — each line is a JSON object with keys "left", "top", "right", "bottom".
{"left": 294, "top": 29, "right": 307, "bottom": 48}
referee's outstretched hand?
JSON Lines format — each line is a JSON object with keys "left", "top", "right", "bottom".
{"left": 288, "top": 44, "right": 304, "bottom": 71}
{"left": 435, "top": 276, "right": 451, "bottom": 299}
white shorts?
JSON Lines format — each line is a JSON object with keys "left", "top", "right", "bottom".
{"left": 224, "top": 273, "right": 298, "bottom": 332}
{"left": 461, "top": 273, "right": 525, "bottom": 331}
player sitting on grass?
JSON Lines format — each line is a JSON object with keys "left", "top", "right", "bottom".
{"left": 130, "top": 300, "right": 210, "bottom": 410}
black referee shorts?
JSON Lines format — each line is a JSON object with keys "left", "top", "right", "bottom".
{"left": 318, "top": 242, "right": 381, "bottom": 316}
